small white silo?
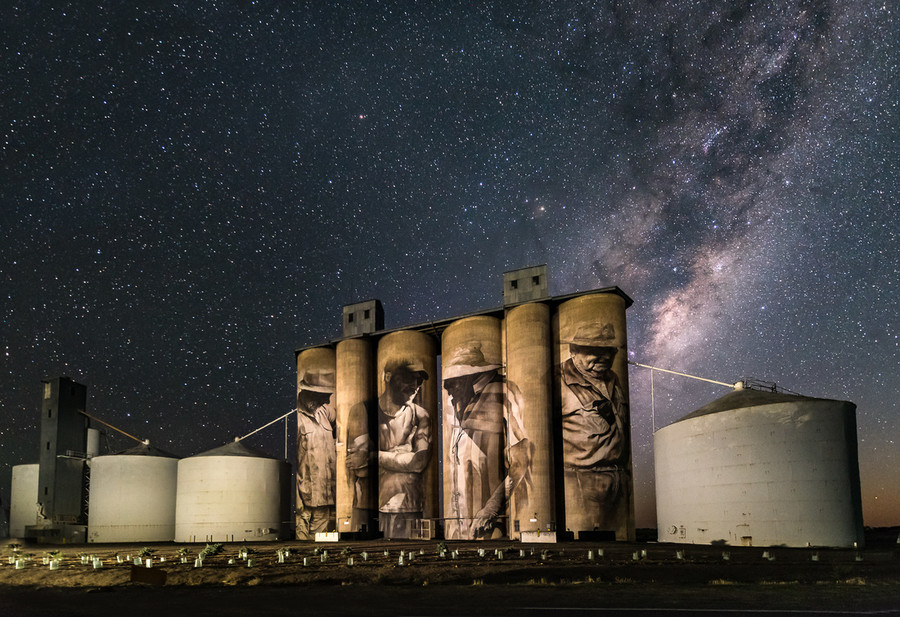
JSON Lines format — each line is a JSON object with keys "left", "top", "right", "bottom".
{"left": 174, "top": 440, "right": 291, "bottom": 543}
{"left": 654, "top": 388, "right": 864, "bottom": 548}
{"left": 87, "top": 442, "right": 179, "bottom": 543}
{"left": 10, "top": 463, "right": 40, "bottom": 538}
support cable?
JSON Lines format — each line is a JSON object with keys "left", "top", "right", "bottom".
{"left": 78, "top": 410, "right": 144, "bottom": 444}
{"left": 237, "top": 408, "right": 297, "bottom": 442}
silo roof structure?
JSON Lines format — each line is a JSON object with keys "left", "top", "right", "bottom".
{"left": 654, "top": 388, "right": 864, "bottom": 548}
{"left": 191, "top": 440, "right": 271, "bottom": 458}
{"left": 113, "top": 442, "right": 180, "bottom": 457}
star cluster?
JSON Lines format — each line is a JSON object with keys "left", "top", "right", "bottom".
{"left": 1, "top": 2, "right": 896, "bottom": 526}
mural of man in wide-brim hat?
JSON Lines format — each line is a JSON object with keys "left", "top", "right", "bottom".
{"left": 443, "top": 344, "right": 533, "bottom": 540}
{"left": 296, "top": 369, "right": 337, "bottom": 540}
{"left": 559, "top": 322, "right": 630, "bottom": 535}
{"left": 377, "top": 358, "right": 431, "bottom": 539}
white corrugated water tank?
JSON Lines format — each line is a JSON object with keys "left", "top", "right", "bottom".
{"left": 10, "top": 463, "right": 40, "bottom": 538}
{"left": 87, "top": 442, "right": 179, "bottom": 543}
{"left": 174, "top": 440, "right": 291, "bottom": 543}
{"left": 654, "top": 389, "right": 865, "bottom": 548}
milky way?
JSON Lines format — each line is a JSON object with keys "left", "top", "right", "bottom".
{"left": 1, "top": 2, "right": 896, "bottom": 526}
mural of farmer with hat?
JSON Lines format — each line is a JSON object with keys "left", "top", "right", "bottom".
{"left": 377, "top": 358, "right": 432, "bottom": 539}
{"left": 443, "top": 344, "right": 533, "bottom": 540}
{"left": 560, "top": 322, "right": 630, "bottom": 535}
{"left": 296, "top": 369, "right": 337, "bottom": 540}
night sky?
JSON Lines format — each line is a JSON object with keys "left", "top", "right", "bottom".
{"left": 2, "top": 2, "right": 896, "bottom": 528}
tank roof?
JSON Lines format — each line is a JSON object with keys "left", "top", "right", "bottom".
{"left": 675, "top": 388, "right": 851, "bottom": 424}
{"left": 112, "top": 442, "right": 180, "bottom": 458}
{"left": 192, "top": 439, "right": 275, "bottom": 459}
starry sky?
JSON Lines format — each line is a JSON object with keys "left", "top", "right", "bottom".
{"left": 1, "top": 2, "right": 896, "bottom": 529}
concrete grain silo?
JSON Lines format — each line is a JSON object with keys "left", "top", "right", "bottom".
{"left": 504, "top": 302, "right": 555, "bottom": 539}
{"left": 295, "top": 346, "right": 337, "bottom": 539}
{"left": 441, "top": 315, "right": 504, "bottom": 540}
{"left": 654, "top": 388, "right": 865, "bottom": 548}
{"left": 87, "top": 442, "right": 179, "bottom": 543}
{"left": 376, "top": 329, "right": 438, "bottom": 539}
{"left": 335, "top": 337, "right": 377, "bottom": 536}
{"left": 174, "top": 440, "right": 290, "bottom": 543}
{"left": 9, "top": 464, "right": 39, "bottom": 538}
{"left": 554, "top": 292, "right": 635, "bottom": 540}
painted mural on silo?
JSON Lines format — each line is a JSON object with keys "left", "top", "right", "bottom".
{"left": 505, "top": 302, "right": 554, "bottom": 538}
{"left": 556, "top": 293, "right": 634, "bottom": 540}
{"left": 336, "top": 338, "right": 378, "bottom": 535}
{"left": 377, "top": 331, "right": 438, "bottom": 539}
{"left": 295, "top": 346, "right": 337, "bottom": 540}
{"left": 441, "top": 317, "right": 532, "bottom": 540}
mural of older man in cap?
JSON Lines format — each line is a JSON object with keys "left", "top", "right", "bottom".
{"left": 560, "top": 322, "right": 630, "bottom": 536}
{"left": 443, "top": 344, "right": 533, "bottom": 540}
{"left": 295, "top": 369, "right": 337, "bottom": 540}
{"left": 377, "top": 358, "right": 432, "bottom": 539}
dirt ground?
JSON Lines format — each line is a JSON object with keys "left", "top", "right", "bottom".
{"left": 1, "top": 528, "right": 898, "bottom": 616}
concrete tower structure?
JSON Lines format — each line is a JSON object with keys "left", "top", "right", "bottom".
{"left": 335, "top": 337, "right": 378, "bottom": 536}
{"left": 33, "top": 377, "right": 90, "bottom": 542}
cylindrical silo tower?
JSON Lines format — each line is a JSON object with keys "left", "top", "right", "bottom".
{"left": 174, "top": 440, "right": 291, "bottom": 543}
{"left": 441, "top": 315, "right": 505, "bottom": 540}
{"left": 376, "top": 329, "right": 438, "bottom": 539}
{"left": 9, "top": 463, "right": 39, "bottom": 538}
{"left": 554, "top": 292, "right": 634, "bottom": 540}
{"left": 295, "top": 346, "right": 337, "bottom": 540}
{"left": 654, "top": 388, "right": 865, "bottom": 548}
{"left": 88, "top": 442, "right": 179, "bottom": 543}
{"left": 335, "top": 337, "right": 377, "bottom": 536}
{"left": 505, "top": 302, "right": 555, "bottom": 539}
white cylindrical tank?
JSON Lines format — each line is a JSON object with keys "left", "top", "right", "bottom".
{"left": 86, "top": 428, "right": 101, "bottom": 459}
{"left": 10, "top": 464, "right": 39, "bottom": 538}
{"left": 88, "top": 443, "right": 179, "bottom": 543}
{"left": 654, "top": 389, "right": 865, "bottom": 548}
{"left": 175, "top": 440, "right": 291, "bottom": 543}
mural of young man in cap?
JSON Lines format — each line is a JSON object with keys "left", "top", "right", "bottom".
{"left": 443, "top": 343, "right": 533, "bottom": 540}
{"left": 295, "top": 369, "right": 337, "bottom": 540}
{"left": 559, "top": 322, "right": 630, "bottom": 536}
{"left": 377, "top": 358, "right": 431, "bottom": 539}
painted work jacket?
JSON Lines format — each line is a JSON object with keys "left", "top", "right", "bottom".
{"left": 296, "top": 403, "right": 336, "bottom": 508}
{"left": 378, "top": 400, "right": 431, "bottom": 513}
{"left": 560, "top": 358, "right": 628, "bottom": 470}
{"left": 446, "top": 374, "right": 505, "bottom": 538}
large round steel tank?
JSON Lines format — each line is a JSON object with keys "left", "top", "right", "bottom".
{"left": 654, "top": 389, "right": 864, "bottom": 548}
{"left": 88, "top": 442, "right": 179, "bottom": 543}
{"left": 376, "top": 329, "right": 438, "bottom": 539}
{"left": 441, "top": 315, "right": 505, "bottom": 540}
{"left": 505, "top": 302, "right": 555, "bottom": 538}
{"left": 554, "top": 292, "right": 634, "bottom": 540}
{"left": 174, "top": 440, "right": 290, "bottom": 543}
{"left": 335, "top": 338, "right": 377, "bottom": 535}
{"left": 295, "top": 346, "right": 337, "bottom": 539}
{"left": 10, "top": 463, "right": 39, "bottom": 538}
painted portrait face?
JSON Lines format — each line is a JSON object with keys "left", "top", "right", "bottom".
{"left": 386, "top": 367, "right": 424, "bottom": 406}
{"left": 442, "top": 376, "right": 474, "bottom": 413}
{"left": 297, "top": 389, "right": 331, "bottom": 414}
{"left": 571, "top": 345, "right": 617, "bottom": 377}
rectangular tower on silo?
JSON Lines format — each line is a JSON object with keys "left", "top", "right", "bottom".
{"left": 503, "top": 265, "right": 549, "bottom": 305}
{"left": 343, "top": 299, "right": 384, "bottom": 336}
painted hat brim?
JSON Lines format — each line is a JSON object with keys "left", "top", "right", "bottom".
{"left": 442, "top": 364, "right": 502, "bottom": 380}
